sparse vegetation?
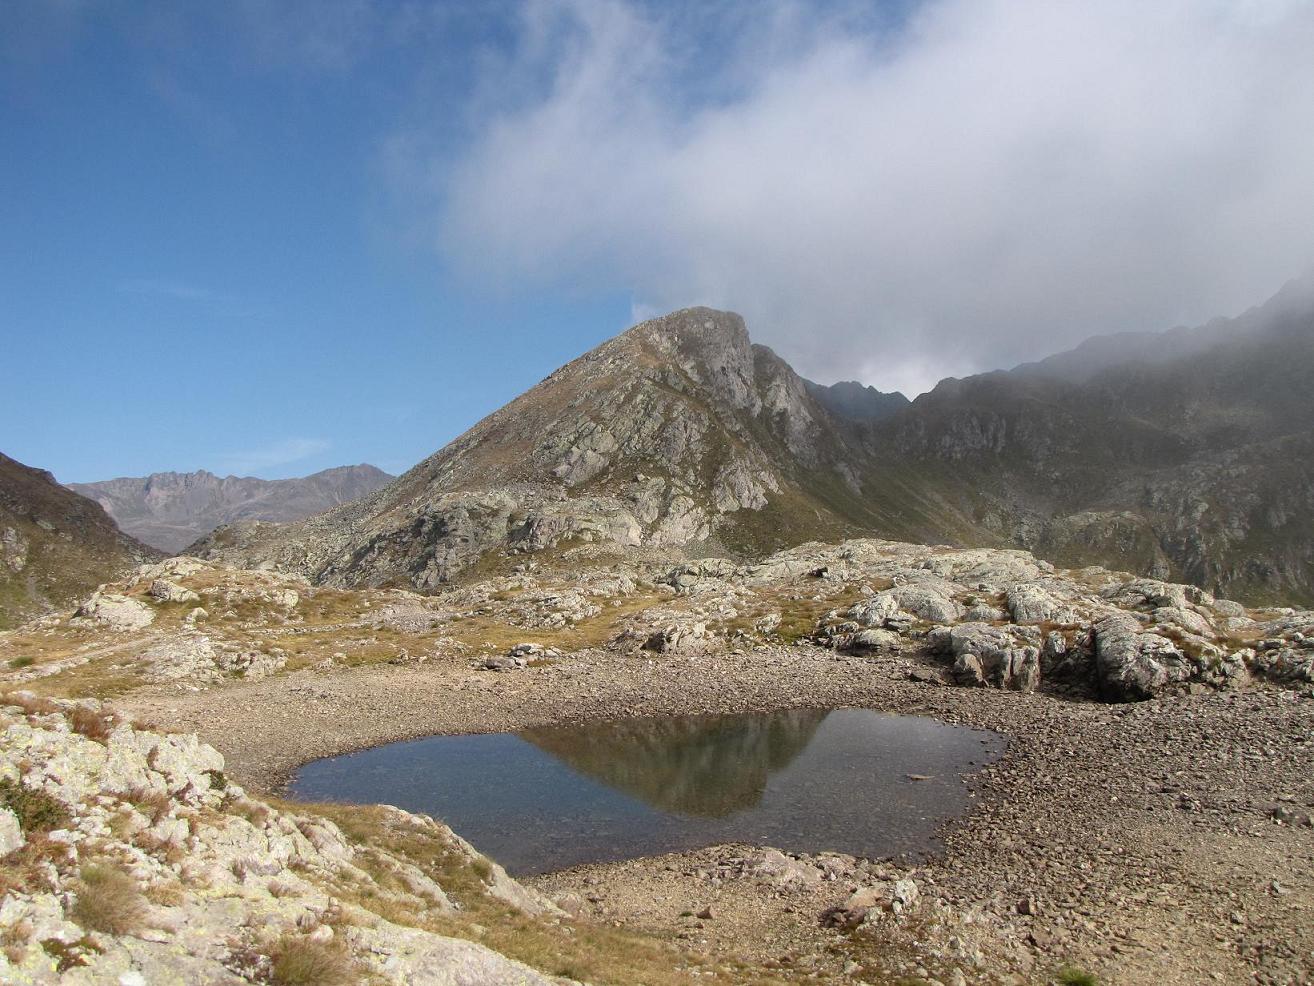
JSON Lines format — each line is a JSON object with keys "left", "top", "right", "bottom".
{"left": 70, "top": 862, "right": 148, "bottom": 935}
{"left": 275, "top": 798, "right": 776, "bottom": 986}
{"left": 267, "top": 934, "right": 357, "bottom": 986}
{"left": 0, "top": 776, "right": 70, "bottom": 834}
{"left": 1056, "top": 967, "right": 1098, "bottom": 983}
{"left": 39, "top": 936, "right": 97, "bottom": 973}
{"left": 1056, "top": 965, "right": 1098, "bottom": 986}
{"left": 68, "top": 704, "right": 117, "bottom": 742}
{"left": 118, "top": 784, "right": 170, "bottom": 824}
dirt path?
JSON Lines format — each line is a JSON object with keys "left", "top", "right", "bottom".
{"left": 120, "top": 645, "right": 1314, "bottom": 985}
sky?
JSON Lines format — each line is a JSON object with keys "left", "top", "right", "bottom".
{"left": 3, "top": 0, "right": 1314, "bottom": 483}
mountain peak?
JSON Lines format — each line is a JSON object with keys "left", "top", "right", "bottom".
{"left": 71, "top": 465, "right": 394, "bottom": 554}
{"left": 191, "top": 307, "right": 879, "bottom": 587}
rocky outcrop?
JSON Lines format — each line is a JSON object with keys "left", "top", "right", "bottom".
{"left": 30, "top": 535, "right": 1310, "bottom": 706}
{"left": 72, "top": 592, "right": 155, "bottom": 632}
{"left": 0, "top": 695, "right": 557, "bottom": 984}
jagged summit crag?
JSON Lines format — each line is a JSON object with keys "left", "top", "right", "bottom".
{"left": 194, "top": 282, "right": 1314, "bottom": 604}
{"left": 70, "top": 464, "right": 394, "bottom": 554}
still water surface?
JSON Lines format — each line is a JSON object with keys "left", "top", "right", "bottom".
{"left": 290, "top": 708, "right": 1005, "bottom": 874}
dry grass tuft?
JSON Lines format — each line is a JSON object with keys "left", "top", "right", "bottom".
{"left": 267, "top": 934, "right": 358, "bottom": 986}
{"left": 143, "top": 880, "right": 186, "bottom": 906}
{"left": 1, "top": 691, "right": 60, "bottom": 717}
{"left": 118, "top": 785, "right": 170, "bottom": 825}
{"left": 232, "top": 798, "right": 272, "bottom": 827}
{"left": 71, "top": 862, "right": 148, "bottom": 935}
{"left": 68, "top": 705, "right": 118, "bottom": 743}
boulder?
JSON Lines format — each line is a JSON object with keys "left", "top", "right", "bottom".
{"left": 1151, "top": 606, "right": 1215, "bottom": 637}
{"left": 1005, "top": 583, "right": 1078, "bottom": 624}
{"left": 848, "top": 594, "right": 900, "bottom": 628}
{"left": 748, "top": 848, "right": 822, "bottom": 887}
{"left": 74, "top": 591, "right": 154, "bottom": 631}
{"left": 884, "top": 581, "right": 963, "bottom": 623}
{"left": 0, "top": 807, "right": 23, "bottom": 857}
{"left": 1092, "top": 613, "right": 1192, "bottom": 700}
{"left": 641, "top": 621, "right": 710, "bottom": 653}
{"left": 213, "top": 647, "right": 287, "bottom": 680}
{"left": 149, "top": 579, "right": 200, "bottom": 604}
{"left": 929, "top": 623, "right": 1041, "bottom": 692}
{"left": 952, "top": 653, "right": 986, "bottom": 687}
{"left": 844, "top": 628, "right": 901, "bottom": 654}
{"left": 823, "top": 878, "right": 920, "bottom": 929}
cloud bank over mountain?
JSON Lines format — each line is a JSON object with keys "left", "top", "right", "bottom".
{"left": 435, "top": 0, "right": 1314, "bottom": 394}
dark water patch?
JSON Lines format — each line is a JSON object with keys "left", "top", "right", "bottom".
{"left": 290, "top": 708, "right": 1006, "bottom": 875}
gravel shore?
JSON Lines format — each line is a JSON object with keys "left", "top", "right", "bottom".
{"left": 122, "top": 645, "right": 1314, "bottom": 985}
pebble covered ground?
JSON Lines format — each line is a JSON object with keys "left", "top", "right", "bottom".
{"left": 122, "top": 644, "right": 1314, "bottom": 985}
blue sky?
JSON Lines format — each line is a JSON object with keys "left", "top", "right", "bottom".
{"left": 1, "top": 2, "right": 642, "bottom": 481}
{"left": 4, "top": 1, "right": 1313, "bottom": 483}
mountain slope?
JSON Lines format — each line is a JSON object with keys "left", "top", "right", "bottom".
{"left": 192, "top": 308, "right": 885, "bottom": 588}
{"left": 0, "top": 453, "right": 159, "bottom": 628}
{"left": 194, "top": 281, "right": 1314, "bottom": 605}
{"left": 855, "top": 273, "right": 1314, "bottom": 603}
{"left": 70, "top": 464, "right": 393, "bottom": 553}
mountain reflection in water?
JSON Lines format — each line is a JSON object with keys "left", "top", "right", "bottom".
{"left": 519, "top": 709, "right": 828, "bottom": 818}
{"left": 289, "top": 708, "right": 1006, "bottom": 874}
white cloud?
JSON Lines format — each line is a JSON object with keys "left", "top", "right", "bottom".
{"left": 214, "top": 438, "right": 331, "bottom": 476}
{"left": 433, "top": 0, "right": 1314, "bottom": 393}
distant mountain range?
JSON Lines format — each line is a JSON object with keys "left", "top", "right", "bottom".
{"left": 191, "top": 274, "right": 1314, "bottom": 605}
{"left": 0, "top": 453, "right": 159, "bottom": 628}
{"left": 70, "top": 465, "right": 393, "bottom": 554}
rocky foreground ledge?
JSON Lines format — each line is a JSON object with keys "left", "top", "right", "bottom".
{"left": 0, "top": 694, "right": 565, "bottom": 985}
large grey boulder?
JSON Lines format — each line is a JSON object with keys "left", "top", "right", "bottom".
{"left": 928, "top": 623, "right": 1041, "bottom": 692}
{"left": 73, "top": 591, "right": 154, "bottom": 631}
{"left": 880, "top": 578, "right": 963, "bottom": 623}
{"left": 1092, "top": 613, "right": 1192, "bottom": 700}
{"left": 1006, "top": 583, "right": 1079, "bottom": 624}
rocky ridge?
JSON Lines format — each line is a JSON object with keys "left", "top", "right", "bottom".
{"left": 70, "top": 465, "right": 394, "bottom": 554}
{"left": 855, "top": 272, "right": 1314, "bottom": 604}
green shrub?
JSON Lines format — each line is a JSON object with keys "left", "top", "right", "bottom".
{"left": 0, "top": 778, "right": 69, "bottom": 835}
{"left": 1057, "top": 966, "right": 1098, "bottom": 986}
